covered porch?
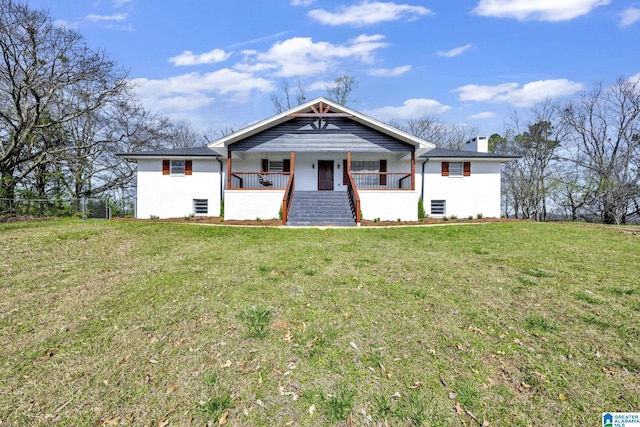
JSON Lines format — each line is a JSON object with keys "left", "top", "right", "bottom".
{"left": 225, "top": 150, "right": 416, "bottom": 224}
{"left": 214, "top": 98, "right": 427, "bottom": 224}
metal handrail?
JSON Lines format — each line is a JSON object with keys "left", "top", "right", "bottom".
{"left": 398, "top": 174, "right": 412, "bottom": 189}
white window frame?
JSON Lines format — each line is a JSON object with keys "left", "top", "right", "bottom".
{"left": 171, "top": 160, "right": 185, "bottom": 175}
{"left": 449, "top": 162, "right": 463, "bottom": 177}
{"left": 193, "top": 199, "right": 208, "bottom": 215}
{"left": 431, "top": 200, "right": 446, "bottom": 216}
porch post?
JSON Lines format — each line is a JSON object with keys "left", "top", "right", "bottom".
{"left": 290, "top": 151, "right": 295, "bottom": 174}
{"left": 227, "top": 154, "right": 232, "bottom": 190}
{"left": 411, "top": 150, "right": 415, "bottom": 191}
{"left": 347, "top": 151, "right": 351, "bottom": 173}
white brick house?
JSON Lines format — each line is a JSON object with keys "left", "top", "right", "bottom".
{"left": 120, "top": 98, "right": 516, "bottom": 225}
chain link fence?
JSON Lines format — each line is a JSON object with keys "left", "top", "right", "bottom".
{"left": 0, "top": 198, "right": 135, "bottom": 219}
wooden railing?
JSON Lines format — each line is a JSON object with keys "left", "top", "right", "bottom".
{"left": 350, "top": 172, "right": 413, "bottom": 189}
{"left": 229, "top": 172, "right": 290, "bottom": 189}
{"left": 346, "top": 172, "right": 361, "bottom": 224}
{"left": 281, "top": 173, "right": 295, "bottom": 225}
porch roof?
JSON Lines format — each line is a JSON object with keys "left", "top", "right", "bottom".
{"left": 231, "top": 135, "right": 406, "bottom": 153}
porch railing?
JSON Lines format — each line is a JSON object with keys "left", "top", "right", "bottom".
{"left": 229, "top": 172, "right": 290, "bottom": 189}
{"left": 346, "top": 172, "right": 361, "bottom": 224}
{"left": 351, "top": 172, "right": 413, "bottom": 190}
{"left": 281, "top": 173, "right": 295, "bottom": 225}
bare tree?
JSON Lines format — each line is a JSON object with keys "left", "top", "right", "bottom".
{"left": 393, "top": 115, "right": 478, "bottom": 149}
{"left": 271, "top": 80, "right": 306, "bottom": 113}
{"left": 561, "top": 77, "right": 640, "bottom": 224}
{"left": 325, "top": 75, "right": 358, "bottom": 106}
{"left": 0, "top": 0, "right": 128, "bottom": 202}
{"left": 548, "top": 161, "right": 593, "bottom": 221}
{"left": 58, "top": 99, "right": 170, "bottom": 199}
{"left": 493, "top": 102, "right": 563, "bottom": 221}
{"left": 163, "top": 119, "right": 202, "bottom": 149}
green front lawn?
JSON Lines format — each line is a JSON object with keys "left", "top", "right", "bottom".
{"left": 0, "top": 220, "right": 638, "bottom": 426}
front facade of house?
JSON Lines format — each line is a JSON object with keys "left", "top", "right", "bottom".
{"left": 121, "top": 98, "right": 515, "bottom": 224}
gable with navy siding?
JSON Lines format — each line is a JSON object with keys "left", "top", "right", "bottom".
{"left": 229, "top": 116, "right": 414, "bottom": 153}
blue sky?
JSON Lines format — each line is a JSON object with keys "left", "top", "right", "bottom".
{"left": 28, "top": 0, "right": 640, "bottom": 137}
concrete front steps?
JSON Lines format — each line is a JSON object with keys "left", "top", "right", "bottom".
{"left": 286, "top": 191, "right": 357, "bottom": 227}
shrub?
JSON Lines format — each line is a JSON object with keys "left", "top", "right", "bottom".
{"left": 418, "top": 197, "right": 425, "bottom": 220}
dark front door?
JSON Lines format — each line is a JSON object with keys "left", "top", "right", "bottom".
{"left": 318, "top": 160, "right": 334, "bottom": 191}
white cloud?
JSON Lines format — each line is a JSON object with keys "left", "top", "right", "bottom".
{"left": 237, "top": 34, "right": 389, "bottom": 77}
{"left": 364, "top": 98, "right": 451, "bottom": 122}
{"left": 113, "top": 0, "right": 132, "bottom": 7}
{"left": 291, "top": 0, "right": 315, "bottom": 5}
{"left": 468, "top": 111, "right": 496, "bottom": 120}
{"left": 472, "top": 0, "right": 610, "bottom": 21}
{"left": 620, "top": 8, "right": 640, "bottom": 27}
{"left": 454, "top": 83, "right": 519, "bottom": 102}
{"left": 438, "top": 44, "right": 472, "bottom": 58}
{"left": 150, "top": 94, "right": 216, "bottom": 113}
{"left": 304, "top": 81, "right": 328, "bottom": 92}
{"left": 53, "top": 19, "right": 73, "bottom": 28}
{"left": 169, "top": 49, "right": 232, "bottom": 66}
{"left": 369, "top": 65, "right": 411, "bottom": 77}
{"left": 309, "top": 1, "right": 432, "bottom": 26}
{"left": 453, "top": 79, "right": 584, "bottom": 107}
{"left": 86, "top": 13, "right": 128, "bottom": 22}
{"left": 131, "top": 69, "right": 275, "bottom": 115}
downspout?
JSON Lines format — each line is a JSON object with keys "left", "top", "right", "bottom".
{"left": 216, "top": 156, "right": 224, "bottom": 203}
{"left": 203, "top": 136, "right": 225, "bottom": 204}
{"left": 421, "top": 158, "right": 429, "bottom": 201}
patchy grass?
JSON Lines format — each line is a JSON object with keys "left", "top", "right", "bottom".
{"left": 0, "top": 219, "right": 639, "bottom": 426}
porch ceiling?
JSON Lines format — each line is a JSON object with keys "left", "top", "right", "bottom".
{"left": 229, "top": 133, "right": 413, "bottom": 153}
